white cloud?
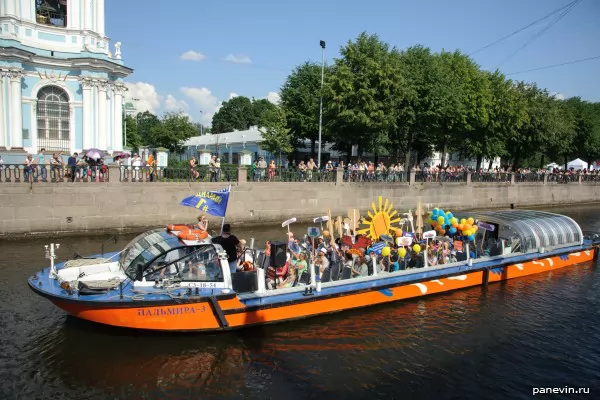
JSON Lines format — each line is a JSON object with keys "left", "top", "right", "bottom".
{"left": 180, "top": 87, "right": 222, "bottom": 125}
{"left": 224, "top": 54, "right": 252, "bottom": 64}
{"left": 164, "top": 94, "right": 190, "bottom": 112}
{"left": 124, "top": 82, "right": 162, "bottom": 114}
{"left": 180, "top": 50, "right": 206, "bottom": 62}
{"left": 551, "top": 92, "right": 566, "bottom": 100}
{"left": 228, "top": 92, "right": 239, "bottom": 100}
{"left": 266, "top": 91, "right": 281, "bottom": 105}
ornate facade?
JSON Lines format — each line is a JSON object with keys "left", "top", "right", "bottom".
{"left": 0, "top": 0, "right": 132, "bottom": 159}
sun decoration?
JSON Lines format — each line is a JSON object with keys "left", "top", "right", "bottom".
{"left": 357, "top": 196, "right": 401, "bottom": 240}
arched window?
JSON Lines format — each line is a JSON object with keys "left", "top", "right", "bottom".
{"left": 37, "top": 85, "right": 70, "bottom": 152}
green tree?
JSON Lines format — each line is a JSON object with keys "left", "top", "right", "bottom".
{"left": 280, "top": 62, "right": 327, "bottom": 157}
{"left": 432, "top": 50, "right": 492, "bottom": 167}
{"left": 123, "top": 114, "right": 142, "bottom": 150}
{"left": 211, "top": 96, "right": 255, "bottom": 133}
{"left": 505, "top": 83, "right": 568, "bottom": 169}
{"left": 259, "top": 106, "right": 294, "bottom": 162}
{"left": 563, "top": 98, "right": 600, "bottom": 168}
{"left": 136, "top": 111, "right": 160, "bottom": 145}
{"left": 148, "top": 112, "right": 197, "bottom": 154}
{"left": 252, "top": 98, "right": 278, "bottom": 126}
{"left": 393, "top": 45, "right": 439, "bottom": 166}
{"left": 459, "top": 71, "right": 525, "bottom": 170}
{"left": 325, "top": 32, "right": 401, "bottom": 160}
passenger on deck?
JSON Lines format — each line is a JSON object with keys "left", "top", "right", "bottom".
{"left": 352, "top": 255, "right": 369, "bottom": 278}
{"left": 276, "top": 267, "right": 297, "bottom": 289}
{"left": 427, "top": 248, "right": 438, "bottom": 266}
{"left": 197, "top": 215, "right": 208, "bottom": 231}
{"left": 211, "top": 224, "right": 240, "bottom": 274}
{"left": 314, "top": 248, "right": 329, "bottom": 278}
{"left": 295, "top": 252, "right": 309, "bottom": 279}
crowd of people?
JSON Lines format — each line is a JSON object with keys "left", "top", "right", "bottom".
{"left": 203, "top": 216, "right": 495, "bottom": 291}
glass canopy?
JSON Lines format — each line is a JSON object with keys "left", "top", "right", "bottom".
{"left": 469, "top": 210, "right": 583, "bottom": 253}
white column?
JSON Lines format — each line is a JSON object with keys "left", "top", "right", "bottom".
{"left": 78, "top": 77, "right": 93, "bottom": 150}
{"left": 0, "top": 71, "right": 6, "bottom": 149}
{"left": 84, "top": 0, "right": 94, "bottom": 31}
{"left": 69, "top": 0, "right": 81, "bottom": 30}
{"left": 8, "top": 69, "right": 24, "bottom": 150}
{"left": 97, "top": 80, "right": 108, "bottom": 151}
{"left": 112, "top": 83, "right": 125, "bottom": 152}
{"left": 5, "top": 0, "right": 17, "bottom": 17}
{"left": 96, "top": 0, "right": 105, "bottom": 36}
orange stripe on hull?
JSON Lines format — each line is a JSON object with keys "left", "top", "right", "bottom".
{"left": 225, "top": 271, "right": 484, "bottom": 327}
{"left": 488, "top": 250, "right": 593, "bottom": 283}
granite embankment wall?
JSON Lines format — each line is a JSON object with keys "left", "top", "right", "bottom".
{"left": 1, "top": 175, "right": 599, "bottom": 236}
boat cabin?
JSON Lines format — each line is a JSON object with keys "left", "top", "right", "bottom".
{"left": 462, "top": 210, "right": 583, "bottom": 256}
{"left": 120, "top": 229, "right": 231, "bottom": 288}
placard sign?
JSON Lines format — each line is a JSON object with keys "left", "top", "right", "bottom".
{"left": 354, "top": 236, "right": 371, "bottom": 250}
{"left": 477, "top": 221, "right": 495, "bottom": 232}
{"left": 423, "top": 230, "right": 436, "bottom": 239}
{"left": 307, "top": 227, "right": 320, "bottom": 238}
{"left": 342, "top": 235, "right": 354, "bottom": 246}
{"left": 369, "top": 241, "right": 386, "bottom": 256}
{"left": 397, "top": 236, "right": 413, "bottom": 247}
{"left": 454, "top": 240, "right": 464, "bottom": 252}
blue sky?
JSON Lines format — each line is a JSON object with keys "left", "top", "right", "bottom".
{"left": 105, "top": 0, "right": 600, "bottom": 125}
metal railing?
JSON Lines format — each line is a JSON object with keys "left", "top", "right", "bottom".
{"left": 471, "top": 172, "right": 511, "bottom": 183}
{"left": 413, "top": 171, "right": 468, "bottom": 183}
{"left": 119, "top": 165, "right": 239, "bottom": 183}
{"left": 2, "top": 164, "right": 599, "bottom": 186}
{"left": 247, "top": 167, "right": 336, "bottom": 182}
{"left": 0, "top": 164, "right": 109, "bottom": 183}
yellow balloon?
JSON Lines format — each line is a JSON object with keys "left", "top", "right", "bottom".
{"left": 437, "top": 216, "right": 445, "bottom": 224}
{"left": 382, "top": 246, "right": 391, "bottom": 257}
{"left": 323, "top": 230, "right": 330, "bottom": 237}
{"left": 428, "top": 211, "right": 433, "bottom": 216}
{"left": 467, "top": 217, "right": 475, "bottom": 225}
{"left": 460, "top": 218, "right": 467, "bottom": 225}
{"left": 451, "top": 217, "right": 458, "bottom": 224}
{"left": 398, "top": 247, "right": 407, "bottom": 258}
{"left": 413, "top": 244, "right": 421, "bottom": 254}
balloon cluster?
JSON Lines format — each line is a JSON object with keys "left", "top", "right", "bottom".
{"left": 427, "top": 208, "right": 478, "bottom": 241}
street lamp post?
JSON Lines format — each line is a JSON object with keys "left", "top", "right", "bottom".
{"left": 318, "top": 40, "right": 326, "bottom": 169}
{"left": 199, "top": 110, "right": 203, "bottom": 135}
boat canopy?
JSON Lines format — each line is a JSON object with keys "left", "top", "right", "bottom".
{"left": 119, "top": 229, "right": 219, "bottom": 281}
{"left": 469, "top": 210, "right": 583, "bottom": 252}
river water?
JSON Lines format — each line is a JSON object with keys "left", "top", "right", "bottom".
{"left": 1, "top": 204, "right": 599, "bottom": 400}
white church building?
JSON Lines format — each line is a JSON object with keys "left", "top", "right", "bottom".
{"left": 0, "top": 0, "right": 132, "bottom": 160}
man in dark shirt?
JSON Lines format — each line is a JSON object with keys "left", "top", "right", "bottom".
{"left": 211, "top": 224, "right": 240, "bottom": 274}
{"left": 67, "top": 152, "right": 78, "bottom": 182}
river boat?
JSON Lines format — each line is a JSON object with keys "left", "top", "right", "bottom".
{"left": 28, "top": 210, "right": 600, "bottom": 332}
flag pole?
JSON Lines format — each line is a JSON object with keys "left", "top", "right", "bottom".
{"left": 220, "top": 184, "right": 232, "bottom": 235}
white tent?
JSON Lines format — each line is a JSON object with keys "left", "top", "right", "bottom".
{"left": 567, "top": 158, "right": 588, "bottom": 170}
{"left": 545, "top": 162, "right": 560, "bottom": 170}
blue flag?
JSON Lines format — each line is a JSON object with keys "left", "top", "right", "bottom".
{"left": 180, "top": 186, "right": 230, "bottom": 217}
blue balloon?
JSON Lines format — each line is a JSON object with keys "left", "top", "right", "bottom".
{"left": 449, "top": 227, "right": 457, "bottom": 234}
{"left": 447, "top": 212, "right": 454, "bottom": 219}
{"left": 468, "top": 234, "right": 475, "bottom": 241}
{"left": 439, "top": 209, "right": 445, "bottom": 216}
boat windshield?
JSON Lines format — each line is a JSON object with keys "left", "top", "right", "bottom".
{"left": 120, "top": 229, "right": 183, "bottom": 278}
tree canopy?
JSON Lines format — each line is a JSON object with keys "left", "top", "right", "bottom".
{"left": 275, "top": 32, "right": 600, "bottom": 169}
{"left": 211, "top": 96, "right": 278, "bottom": 133}
{"left": 123, "top": 111, "right": 197, "bottom": 154}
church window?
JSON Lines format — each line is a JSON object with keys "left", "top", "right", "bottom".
{"left": 36, "top": 0, "right": 68, "bottom": 28}
{"left": 37, "top": 86, "right": 70, "bottom": 152}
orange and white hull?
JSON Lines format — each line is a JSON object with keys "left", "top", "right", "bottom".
{"left": 31, "top": 248, "right": 596, "bottom": 332}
